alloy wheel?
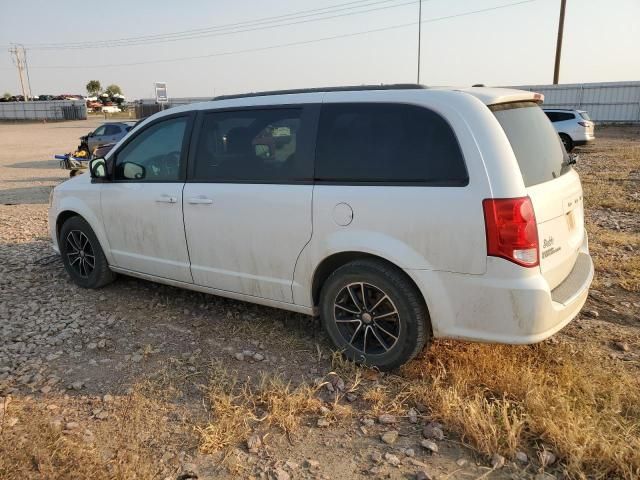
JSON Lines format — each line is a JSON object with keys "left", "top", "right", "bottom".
{"left": 65, "top": 230, "right": 95, "bottom": 278}
{"left": 333, "top": 282, "right": 401, "bottom": 355}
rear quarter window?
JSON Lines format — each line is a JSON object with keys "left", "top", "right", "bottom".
{"left": 315, "top": 103, "right": 468, "bottom": 185}
{"left": 492, "top": 102, "right": 570, "bottom": 187}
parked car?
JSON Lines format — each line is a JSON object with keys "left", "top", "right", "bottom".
{"left": 91, "top": 142, "right": 116, "bottom": 159}
{"left": 48, "top": 85, "right": 593, "bottom": 370}
{"left": 80, "top": 122, "right": 136, "bottom": 153}
{"left": 543, "top": 108, "right": 595, "bottom": 151}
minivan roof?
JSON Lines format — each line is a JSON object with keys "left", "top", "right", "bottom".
{"left": 140, "top": 85, "right": 545, "bottom": 126}
{"left": 211, "top": 84, "right": 543, "bottom": 106}
{"left": 213, "top": 84, "right": 426, "bottom": 100}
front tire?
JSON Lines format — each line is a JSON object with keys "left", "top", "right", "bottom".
{"left": 59, "top": 216, "right": 115, "bottom": 289}
{"left": 319, "top": 259, "right": 430, "bottom": 370}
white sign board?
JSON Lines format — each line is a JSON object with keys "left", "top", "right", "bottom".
{"left": 154, "top": 82, "right": 168, "bottom": 103}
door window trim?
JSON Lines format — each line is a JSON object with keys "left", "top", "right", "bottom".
{"left": 108, "top": 111, "right": 196, "bottom": 183}
{"left": 186, "top": 104, "right": 320, "bottom": 185}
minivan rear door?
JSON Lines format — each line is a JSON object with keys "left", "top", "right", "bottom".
{"left": 491, "top": 102, "right": 585, "bottom": 289}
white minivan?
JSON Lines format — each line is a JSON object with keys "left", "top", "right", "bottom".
{"left": 48, "top": 85, "right": 594, "bottom": 369}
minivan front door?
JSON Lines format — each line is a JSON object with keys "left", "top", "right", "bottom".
{"left": 183, "top": 107, "right": 317, "bottom": 303}
{"left": 100, "top": 115, "right": 193, "bottom": 283}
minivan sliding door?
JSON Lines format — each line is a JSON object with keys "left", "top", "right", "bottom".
{"left": 183, "top": 105, "right": 318, "bottom": 303}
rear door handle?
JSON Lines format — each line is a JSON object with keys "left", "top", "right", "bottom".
{"left": 155, "top": 194, "right": 177, "bottom": 204}
{"left": 188, "top": 196, "right": 213, "bottom": 205}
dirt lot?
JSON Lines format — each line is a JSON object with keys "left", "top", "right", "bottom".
{"left": 0, "top": 120, "right": 638, "bottom": 480}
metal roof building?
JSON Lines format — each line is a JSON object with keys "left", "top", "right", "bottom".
{"left": 511, "top": 81, "right": 640, "bottom": 123}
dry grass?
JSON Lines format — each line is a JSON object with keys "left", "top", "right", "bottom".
{"left": 0, "top": 385, "right": 194, "bottom": 480}
{"left": 587, "top": 224, "right": 640, "bottom": 292}
{"left": 395, "top": 342, "right": 640, "bottom": 479}
{"left": 198, "top": 366, "right": 349, "bottom": 456}
{"left": 579, "top": 141, "right": 640, "bottom": 292}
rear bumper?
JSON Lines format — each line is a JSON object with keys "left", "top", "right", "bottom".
{"left": 572, "top": 130, "right": 595, "bottom": 145}
{"left": 406, "top": 234, "right": 593, "bottom": 344}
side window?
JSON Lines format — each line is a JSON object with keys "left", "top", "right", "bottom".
{"left": 114, "top": 117, "right": 187, "bottom": 181}
{"left": 104, "top": 125, "right": 121, "bottom": 135}
{"left": 316, "top": 103, "right": 467, "bottom": 185}
{"left": 93, "top": 125, "right": 107, "bottom": 136}
{"left": 193, "top": 108, "right": 306, "bottom": 182}
{"left": 557, "top": 112, "right": 575, "bottom": 121}
{"left": 545, "top": 112, "right": 558, "bottom": 122}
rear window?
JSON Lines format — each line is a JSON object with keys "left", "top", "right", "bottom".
{"left": 579, "top": 111, "right": 591, "bottom": 121}
{"left": 491, "top": 102, "right": 570, "bottom": 187}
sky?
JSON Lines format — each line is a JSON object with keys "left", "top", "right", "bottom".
{"left": 1, "top": 0, "right": 639, "bottom": 99}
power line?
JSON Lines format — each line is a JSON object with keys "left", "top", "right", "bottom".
{"left": 23, "top": 0, "right": 413, "bottom": 50}
{"left": 24, "top": 0, "right": 538, "bottom": 70}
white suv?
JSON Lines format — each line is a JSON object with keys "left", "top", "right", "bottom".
{"left": 48, "top": 85, "right": 594, "bottom": 370}
{"left": 543, "top": 108, "right": 595, "bottom": 152}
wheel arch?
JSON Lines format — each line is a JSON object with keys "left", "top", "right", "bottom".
{"left": 55, "top": 207, "right": 114, "bottom": 265}
{"left": 56, "top": 210, "right": 81, "bottom": 243}
{"left": 311, "top": 251, "right": 429, "bottom": 317}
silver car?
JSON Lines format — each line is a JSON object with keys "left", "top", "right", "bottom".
{"left": 82, "top": 121, "right": 136, "bottom": 153}
{"left": 543, "top": 109, "right": 595, "bottom": 152}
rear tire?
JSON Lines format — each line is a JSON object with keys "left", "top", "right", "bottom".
{"left": 59, "top": 216, "right": 116, "bottom": 289}
{"left": 319, "top": 259, "right": 430, "bottom": 370}
{"left": 560, "top": 133, "right": 573, "bottom": 152}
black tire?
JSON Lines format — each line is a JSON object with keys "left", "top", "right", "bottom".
{"left": 59, "top": 216, "right": 116, "bottom": 289}
{"left": 319, "top": 259, "right": 431, "bottom": 370}
{"left": 560, "top": 133, "right": 573, "bottom": 152}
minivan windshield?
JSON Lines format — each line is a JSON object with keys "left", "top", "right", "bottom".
{"left": 491, "top": 102, "right": 570, "bottom": 187}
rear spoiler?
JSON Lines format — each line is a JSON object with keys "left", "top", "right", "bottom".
{"left": 458, "top": 87, "right": 545, "bottom": 106}
{"left": 487, "top": 92, "right": 544, "bottom": 106}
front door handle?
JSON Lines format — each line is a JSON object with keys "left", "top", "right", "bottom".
{"left": 188, "top": 196, "right": 213, "bottom": 205}
{"left": 155, "top": 194, "right": 177, "bottom": 204}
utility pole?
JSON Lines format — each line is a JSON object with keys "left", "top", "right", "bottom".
{"left": 8, "top": 44, "right": 32, "bottom": 100}
{"left": 553, "top": 0, "right": 566, "bottom": 85}
{"left": 417, "top": 0, "right": 422, "bottom": 84}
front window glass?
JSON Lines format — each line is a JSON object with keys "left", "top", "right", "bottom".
{"left": 93, "top": 125, "right": 106, "bottom": 136}
{"left": 114, "top": 117, "right": 187, "bottom": 181}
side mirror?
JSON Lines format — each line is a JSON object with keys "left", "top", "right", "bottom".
{"left": 122, "top": 162, "right": 146, "bottom": 180}
{"left": 89, "top": 158, "right": 107, "bottom": 179}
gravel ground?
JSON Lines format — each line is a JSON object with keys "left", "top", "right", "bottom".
{"left": 0, "top": 120, "right": 638, "bottom": 479}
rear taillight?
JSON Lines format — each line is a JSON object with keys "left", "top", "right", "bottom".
{"left": 483, "top": 197, "right": 539, "bottom": 267}
{"left": 578, "top": 121, "right": 589, "bottom": 127}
